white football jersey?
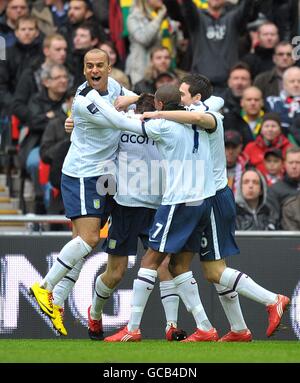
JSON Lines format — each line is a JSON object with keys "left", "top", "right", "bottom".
{"left": 115, "top": 113, "right": 163, "bottom": 209}
{"left": 62, "top": 78, "right": 136, "bottom": 178}
{"left": 85, "top": 89, "right": 216, "bottom": 204}
{"left": 189, "top": 102, "right": 228, "bottom": 191}
{"left": 144, "top": 118, "right": 216, "bottom": 204}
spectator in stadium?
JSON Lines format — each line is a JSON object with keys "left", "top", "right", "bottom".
{"left": 125, "top": 0, "right": 182, "bottom": 86}
{"left": 68, "top": 21, "right": 100, "bottom": 87}
{"left": 240, "top": 11, "right": 267, "bottom": 58}
{"left": 235, "top": 168, "right": 278, "bottom": 230}
{"left": 153, "top": 70, "right": 179, "bottom": 90}
{"left": 225, "top": 130, "right": 249, "bottom": 197}
{"left": 178, "top": 0, "right": 259, "bottom": 95}
{"left": 99, "top": 40, "right": 131, "bottom": 89}
{"left": 45, "top": 0, "right": 69, "bottom": 28}
{"left": 266, "top": 66, "right": 300, "bottom": 138}
{"left": 254, "top": 41, "right": 295, "bottom": 99}
{"left": 243, "top": 112, "right": 292, "bottom": 175}
{"left": 239, "top": 86, "right": 265, "bottom": 139}
{"left": 0, "top": 15, "right": 43, "bottom": 116}
{"left": 134, "top": 46, "right": 172, "bottom": 94}
{"left": 12, "top": 33, "right": 69, "bottom": 126}
{"left": 31, "top": 0, "right": 69, "bottom": 35}
{"left": 242, "top": 21, "right": 279, "bottom": 79}
{"left": 0, "top": 0, "right": 29, "bottom": 48}
{"left": 224, "top": 86, "right": 264, "bottom": 147}
{"left": 256, "top": 0, "right": 298, "bottom": 41}
{"left": 267, "top": 146, "right": 300, "bottom": 228}
{"left": 18, "top": 63, "right": 69, "bottom": 214}
{"left": 222, "top": 62, "right": 252, "bottom": 112}
{"left": 222, "top": 63, "right": 254, "bottom": 146}
{"left": 281, "top": 194, "right": 300, "bottom": 230}
{"left": 99, "top": 40, "right": 125, "bottom": 71}
{"left": 59, "top": 0, "right": 107, "bottom": 50}
{"left": 263, "top": 148, "right": 284, "bottom": 186}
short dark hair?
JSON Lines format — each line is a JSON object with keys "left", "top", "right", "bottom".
{"left": 76, "top": 21, "right": 100, "bottom": 41}
{"left": 70, "top": 0, "right": 93, "bottom": 11}
{"left": 229, "top": 62, "right": 251, "bottom": 77}
{"left": 264, "top": 148, "right": 284, "bottom": 161}
{"left": 135, "top": 93, "right": 155, "bottom": 113}
{"left": 262, "top": 112, "right": 282, "bottom": 128}
{"left": 180, "top": 73, "right": 213, "bottom": 101}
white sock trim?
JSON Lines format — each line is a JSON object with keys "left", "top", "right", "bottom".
{"left": 173, "top": 271, "right": 193, "bottom": 286}
{"left": 138, "top": 268, "right": 157, "bottom": 278}
{"left": 159, "top": 280, "right": 176, "bottom": 290}
{"left": 77, "top": 236, "right": 92, "bottom": 253}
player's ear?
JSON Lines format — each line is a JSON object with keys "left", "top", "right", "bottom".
{"left": 107, "top": 64, "right": 112, "bottom": 75}
{"left": 194, "top": 93, "right": 202, "bottom": 102}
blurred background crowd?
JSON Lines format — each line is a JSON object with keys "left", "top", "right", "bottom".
{"left": 0, "top": 0, "right": 300, "bottom": 231}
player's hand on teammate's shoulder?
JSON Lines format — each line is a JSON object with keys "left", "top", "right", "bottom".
{"left": 141, "top": 111, "right": 160, "bottom": 120}
{"left": 65, "top": 117, "right": 74, "bottom": 133}
{"left": 114, "top": 95, "right": 140, "bottom": 112}
{"left": 114, "top": 96, "right": 130, "bottom": 112}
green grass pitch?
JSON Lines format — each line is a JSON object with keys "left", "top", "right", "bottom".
{"left": 0, "top": 339, "right": 300, "bottom": 363}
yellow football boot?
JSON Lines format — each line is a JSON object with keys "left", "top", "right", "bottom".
{"left": 51, "top": 305, "right": 67, "bottom": 336}
{"left": 29, "top": 282, "right": 55, "bottom": 318}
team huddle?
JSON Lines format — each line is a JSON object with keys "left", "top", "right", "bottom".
{"left": 29, "top": 48, "right": 290, "bottom": 343}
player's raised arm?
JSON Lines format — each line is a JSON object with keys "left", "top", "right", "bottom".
{"left": 205, "top": 96, "right": 224, "bottom": 112}
{"left": 85, "top": 89, "right": 144, "bottom": 135}
{"left": 142, "top": 109, "right": 217, "bottom": 130}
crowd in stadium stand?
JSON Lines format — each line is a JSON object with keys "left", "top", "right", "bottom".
{"left": 0, "top": 0, "right": 300, "bottom": 230}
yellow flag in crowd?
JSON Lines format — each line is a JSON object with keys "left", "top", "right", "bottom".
{"left": 193, "top": 0, "right": 208, "bottom": 8}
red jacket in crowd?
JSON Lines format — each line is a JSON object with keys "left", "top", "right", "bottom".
{"left": 243, "top": 134, "right": 292, "bottom": 174}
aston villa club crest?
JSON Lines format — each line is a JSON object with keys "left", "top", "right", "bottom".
{"left": 93, "top": 199, "right": 100, "bottom": 209}
{"left": 108, "top": 239, "right": 117, "bottom": 249}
